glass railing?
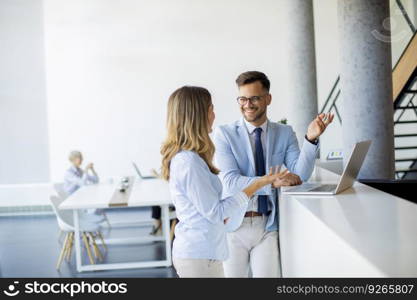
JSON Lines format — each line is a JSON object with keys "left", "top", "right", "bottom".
{"left": 390, "top": 0, "right": 416, "bottom": 68}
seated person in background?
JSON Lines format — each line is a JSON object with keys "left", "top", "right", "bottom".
{"left": 151, "top": 206, "right": 162, "bottom": 236}
{"left": 148, "top": 169, "right": 175, "bottom": 236}
{"left": 64, "top": 150, "right": 99, "bottom": 195}
{"left": 63, "top": 150, "right": 107, "bottom": 224}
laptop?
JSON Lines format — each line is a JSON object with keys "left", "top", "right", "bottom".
{"left": 132, "top": 162, "right": 157, "bottom": 179}
{"left": 282, "top": 140, "right": 371, "bottom": 195}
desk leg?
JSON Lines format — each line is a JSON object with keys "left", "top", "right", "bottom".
{"left": 162, "top": 205, "right": 172, "bottom": 266}
{"left": 73, "top": 209, "right": 82, "bottom": 272}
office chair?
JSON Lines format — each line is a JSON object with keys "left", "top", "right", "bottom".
{"left": 53, "top": 182, "right": 111, "bottom": 229}
{"left": 50, "top": 195, "right": 107, "bottom": 270}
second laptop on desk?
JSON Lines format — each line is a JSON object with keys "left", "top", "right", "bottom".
{"left": 282, "top": 140, "right": 371, "bottom": 195}
{"left": 132, "top": 162, "right": 157, "bottom": 179}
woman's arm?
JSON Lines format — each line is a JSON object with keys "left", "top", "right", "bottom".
{"left": 173, "top": 154, "right": 288, "bottom": 224}
{"left": 242, "top": 167, "right": 289, "bottom": 198}
{"left": 87, "top": 169, "right": 99, "bottom": 184}
{"left": 85, "top": 163, "right": 99, "bottom": 184}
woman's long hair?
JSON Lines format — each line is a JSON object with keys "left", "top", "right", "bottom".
{"left": 161, "top": 86, "right": 219, "bottom": 180}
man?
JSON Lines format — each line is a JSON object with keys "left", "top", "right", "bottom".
{"left": 213, "top": 71, "right": 333, "bottom": 277}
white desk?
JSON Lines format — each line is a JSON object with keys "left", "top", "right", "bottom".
{"left": 280, "top": 167, "right": 417, "bottom": 277}
{"left": 59, "top": 178, "right": 172, "bottom": 272}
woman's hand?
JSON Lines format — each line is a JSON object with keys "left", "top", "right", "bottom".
{"left": 272, "top": 172, "right": 302, "bottom": 187}
{"left": 263, "top": 166, "right": 302, "bottom": 187}
{"left": 243, "top": 167, "right": 300, "bottom": 198}
{"left": 261, "top": 166, "right": 290, "bottom": 185}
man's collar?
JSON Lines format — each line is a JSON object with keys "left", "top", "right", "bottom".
{"left": 243, "top": 118, "right": 268, "bottom": 134}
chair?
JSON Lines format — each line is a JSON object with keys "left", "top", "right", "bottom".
{"left": 53, "top": 183, "right": 69, "bottom": 241}
{"left": 54, "top": 182, "right": 111, "bottom": 228}
{"left": 50, "top": 195, "right": 107, "bottom": 270}
{"left": 98, "top": 209, "right": 111, "bottom": 228}
{"left": 53, "top": 182, "right": 69, "bottom": 200}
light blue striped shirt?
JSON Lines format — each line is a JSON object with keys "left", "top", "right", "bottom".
{"left": 169, "top": 150, "right": 249, "bottom": 261}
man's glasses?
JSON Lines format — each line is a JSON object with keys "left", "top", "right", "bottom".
{"left": 236, "top": 95, "right": 267, "bottom": 105}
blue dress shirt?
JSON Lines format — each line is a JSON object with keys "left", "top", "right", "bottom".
{"left": 169, "top": 150, "right": 249, "bottom": 261}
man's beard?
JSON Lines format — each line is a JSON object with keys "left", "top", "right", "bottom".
{"left": 242, "top": 106, "right": 266, "bottom": 123}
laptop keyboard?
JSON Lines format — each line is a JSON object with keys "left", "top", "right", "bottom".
{"left": 284, "top": 183, "right": 319, "bottom": 192}
{"left": 284, "top": 183, "right": 337, "bottom": 193}
{"left": 296, "top": 183, "right": 319, "bottom": 190}
{"left": 309, "top": 184, "right": 337, "bottom": 192}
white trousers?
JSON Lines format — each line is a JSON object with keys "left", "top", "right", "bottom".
{"left": 223, "top": 216, "right": 281, "bottom": 277}
{"left": 173, "top": 257, "right": 225, "bottom": 278}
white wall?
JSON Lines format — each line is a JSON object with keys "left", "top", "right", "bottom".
{"left": 43, "top": 0, "right": 292, "bottom": 181}
{"left": 2, "top": 0, "right": 413, "bottom": 184}
{"left": 0, "top": 0, "right": 49, "bottom": 184}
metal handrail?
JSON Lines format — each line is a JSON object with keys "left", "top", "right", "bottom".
{"left": 319, "top": 76, "right": 340, "bottom": 114}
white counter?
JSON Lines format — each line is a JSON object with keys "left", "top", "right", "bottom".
{"left": 279, "top": 167, "right": 417, "bottom": 277}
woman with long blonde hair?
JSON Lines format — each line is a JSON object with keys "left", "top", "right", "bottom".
{"left": 161, "top": 86, "right": 287, "bottom": 277}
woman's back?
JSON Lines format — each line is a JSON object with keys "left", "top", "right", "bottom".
{"left": 169, "top": 150, "right": 228, "bottom": 260}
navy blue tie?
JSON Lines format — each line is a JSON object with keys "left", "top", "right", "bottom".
{"left": 254, "top": 128, "right": 268, "bottom": 214}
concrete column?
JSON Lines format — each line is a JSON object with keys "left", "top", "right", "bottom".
{"left": 281, "top": 0, "right": 318, "bottom": 145}
{"left": 338, "top": 0, "right": 395, "bottom": 179}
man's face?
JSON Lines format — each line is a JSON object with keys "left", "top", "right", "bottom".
{"left": 238, "top": 81, "right": 271, "bottom": 124}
